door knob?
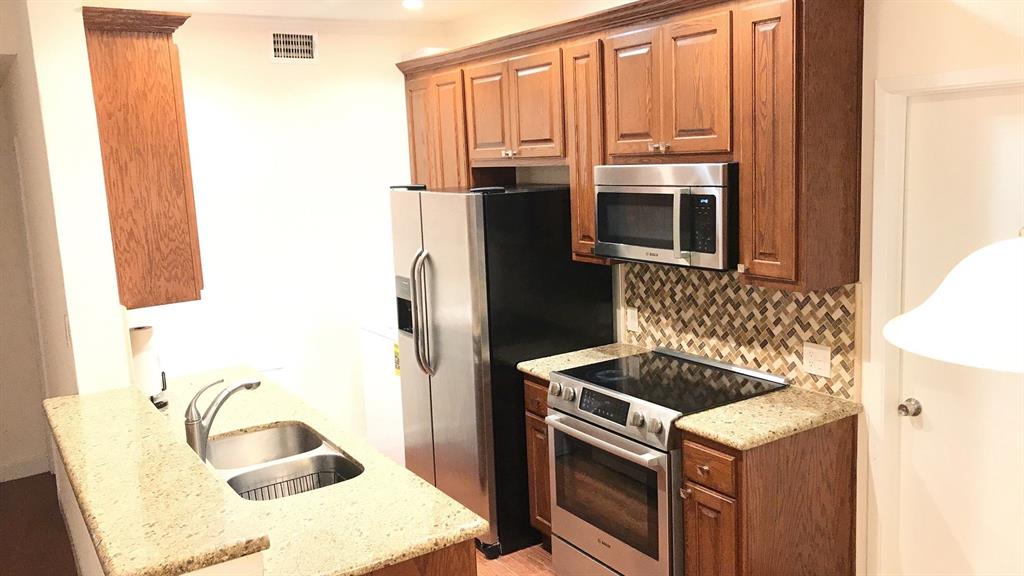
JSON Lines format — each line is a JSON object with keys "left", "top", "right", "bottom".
{"left": 898, "top": 398, "right": 922, "bottom": 417}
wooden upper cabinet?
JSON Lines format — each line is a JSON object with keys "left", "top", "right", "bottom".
{"left": 465, "top": 48, "right": 565, "bottom": 162}
{"left": 662, "top": 10, "right": 732, "bottom": 154}
{"left": 405, "top": 77, "right": 433, "bottom": 186}
{"left": 429, "top": 70, "right": 469, "bottom": 188}
{"left": 563, "top": 40, "right": 604, "bottom": 259}
{"left": 604, "top": 27, "right": 661, "bottom": 155}
{"left": 735, "top": 0, "right": 797, "bottom": 282}
{"left": 84, "top": 7, "right": 203, "bottom": 310}
{"left": 464, "top": 60, "right": 511, "bottom": 161}
{"left": 508, "top": 49, "right": 564, "bottom": 158}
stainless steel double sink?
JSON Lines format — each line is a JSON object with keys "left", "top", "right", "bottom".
{"left": 206, "top": 422, "right": 364, "bottom": 501}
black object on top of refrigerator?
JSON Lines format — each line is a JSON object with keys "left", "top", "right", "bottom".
{"left": 390, "top": 184, "right": 613, "bottom": 557}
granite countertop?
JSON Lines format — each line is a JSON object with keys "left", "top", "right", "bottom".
{"left": 43, "top": 367, "right": 488, "bottom": 576}
{"left": 517, "top": 344, "right": 862, "bottom": 451}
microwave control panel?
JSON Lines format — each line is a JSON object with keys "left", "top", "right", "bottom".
{"left": 691, "top": 195, "right": 717, "bottom": 254}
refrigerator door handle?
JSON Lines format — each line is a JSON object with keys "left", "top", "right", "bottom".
{"left": 410, "top": 249, "right": 435, "bottom": 376}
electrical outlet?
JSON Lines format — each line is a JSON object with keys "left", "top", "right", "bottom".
{"left": 803, "top": 342, "right": 832, "bottom": 378}
{"left": 625, "top": 307, "right": 639, "bottom": 333}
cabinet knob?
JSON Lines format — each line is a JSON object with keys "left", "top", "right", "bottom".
{"left": 510, "top": 149, "right": 518, "bottom": 157}
{"left": 648, "top": 143, "right": 657, "bottom": 152}
{"left": 679, "top": 487, "right": 692, "bottom": 499}
{"left": 737, "top": 263, "right": 747, "bottom": 273}
{"left": 696, "top": 464, "right": 710, "bottom": 475}
{"left": 660, "top": 143, "right": 670, "bottom": 153}
{"left": 898, "top": 398, "right": 923, "bottom": 417}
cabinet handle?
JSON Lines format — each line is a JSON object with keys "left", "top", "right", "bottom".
{"left": 696, "top": 464, "right": 710, "bottom": 475}
{"left": 648, "top": 143, "right": 657, "bottom": 152}
{"left": 679, "top": 487, "right": 692, "bottom": 499}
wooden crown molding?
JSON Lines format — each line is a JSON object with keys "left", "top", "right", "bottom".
{"left": 83, "top": 6, "right": 190, "bottom": 34}
{"left": 395, "top": 0, "right": 727, "bottom": 75}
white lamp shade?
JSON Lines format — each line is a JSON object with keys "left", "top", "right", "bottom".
{"left": 883, "top": 236, "right": 1024, "bottom": 374}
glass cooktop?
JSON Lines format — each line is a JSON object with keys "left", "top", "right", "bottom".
{"left": 557, "top": 350, "right": 787, "bottom": 416}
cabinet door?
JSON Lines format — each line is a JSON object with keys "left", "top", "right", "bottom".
{"left": 684, "top": 482, "right": 738, "bottom": 576}
{"left": 508, "top": 48, "right": 564, "bottom": 158}
{"left": 525, "top": 411, "right": 551, "bottom": 535}
{"left": 404, "top": 77, "right": 434, "bottom": 186}
{"left": 563, "top": 40, "right": 604, "bottom": 258}
{"left": 86, "top": 28, "right": 202, "bottom": 309}
{"left": 604, "top": 27, "right": 662, "bottom": 155}
{"left": 735, "top": 0, "right": 796, "bottom": 281}
{"left": 662, "top": 10, "right": 732, "bottom": 154}
{"left": 429, "top": 70, "right": 469, "bottom": 188}
{"left": 464, "top": 61, "right": 511, "bottom": 161}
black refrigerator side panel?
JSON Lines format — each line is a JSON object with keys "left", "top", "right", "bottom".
{"left": 483, "top": 188, "right": 614, "bottom": 553}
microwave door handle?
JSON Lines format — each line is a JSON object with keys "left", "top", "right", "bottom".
{"left": 546, "top": 414, "right": 666, "bottom": 470}
{"left": 673, "top": 190, "right": 683, "bottom": 260}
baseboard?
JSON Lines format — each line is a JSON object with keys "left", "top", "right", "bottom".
{"left": 0, "top": 456, "right": 51, "bottom": 482}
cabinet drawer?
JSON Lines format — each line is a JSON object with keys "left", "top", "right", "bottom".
{"left": 683, "top": 439, "right": 736, "bottom": 496}
{"left": 524, "top": 377, "right": 549, "bottom": 417}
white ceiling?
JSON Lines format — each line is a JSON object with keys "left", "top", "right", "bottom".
{"left": 93, "top": 1, "right": 495, "bottom": 22}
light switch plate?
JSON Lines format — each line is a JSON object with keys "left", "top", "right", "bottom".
{"left": 803, "top": 342, "right": 832, "bottom": 378}
{"left": 625, "top": 307, "right": 639, "bottom": 333}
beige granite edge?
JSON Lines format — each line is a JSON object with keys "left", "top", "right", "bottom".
{"left": 43, "top": 392, "right": 270, "bottom": 576}
{"left": 675, "top": 387, "right": 863, "bottom": 450}
{"left": 344, "top": 520, "right": 489, "bottom": 576}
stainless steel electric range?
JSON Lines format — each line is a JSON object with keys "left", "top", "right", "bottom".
{"left": 545, "top": 347, "right": 787, "bottom": 576}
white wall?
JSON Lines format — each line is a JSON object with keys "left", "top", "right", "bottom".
{"left": 859, "top": 1, "right": 1024, "bottom": 574}
{"left": 443, "top": 0, "right": 634, "bottom": 48}
{"left": 124, "top": 14, "right": 447, "bottom": 437}
{"left": 0, "top": 63, "right": 49, "bottom": 481}
{"left": 1, "top": 0, "right": 134, "bottom": 400}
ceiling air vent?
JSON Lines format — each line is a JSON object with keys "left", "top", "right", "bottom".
{"left": 272, "top": 33, "right": 316, "bottom": 60}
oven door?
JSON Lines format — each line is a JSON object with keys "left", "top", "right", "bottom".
{"left": 547, "top": 412, "right": 670, "bottom": 576}
{"left": 594, "top": 185, "right": 688, "bottom": 266}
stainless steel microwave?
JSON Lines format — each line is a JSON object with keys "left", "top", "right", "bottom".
{"left": 594, "top": 163, "right": 738, "bottom": 269}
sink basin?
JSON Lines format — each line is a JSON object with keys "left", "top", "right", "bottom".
{"left": 207, "top": 421, "right": 364, "bottom": 501}
{"left": 207, "top": 422, "right": 324, "bottom": 470}
{"left": 227, "top": 454, "right": 364, "bottom": 501}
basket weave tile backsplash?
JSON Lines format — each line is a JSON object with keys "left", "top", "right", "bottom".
{"left": 622, "top": 263, "right": 858, "bottom": 400}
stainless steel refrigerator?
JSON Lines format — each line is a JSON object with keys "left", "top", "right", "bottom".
{"left": 390, "top": 184, "right": 613, "bottom": 557}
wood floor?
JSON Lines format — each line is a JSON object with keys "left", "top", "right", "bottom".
{"left": 476, "top": 544, "right": 554, "bottom": 576}
{"left": 0, "top": 473, "right": 77, "bottom": 576}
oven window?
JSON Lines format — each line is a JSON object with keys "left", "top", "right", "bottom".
{"left": 597, "top": 193, "right": 674, "bottom": 250}
{"left": 554, "top": 430, "right": 660, "bottom": 559}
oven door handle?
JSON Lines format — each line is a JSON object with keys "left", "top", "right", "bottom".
{"left": 546, "top": 413, "right": 666, "bottom": 470}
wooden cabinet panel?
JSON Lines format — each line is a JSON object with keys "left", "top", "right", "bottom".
{"left": 524, "top": 376, "right": 549, "bottom": 417}
{"left": 662, "top": 10, "right": 732, "bottom": 154}
{"left": 85, "top": 9, "right": 202, "bottom": 309}
{"left": 508, "top": 49, "right": 564, "bottom": 158}
{"left": 464, "top": 61, "right": 510, "bottom": 161}
{"left": 683, "top": 439, "right": 737, "bottom": 497}
{"left": 684, "top": 482, "right": 738, "bottom": 576}
{"left": 604, "top": 27, "right": 661, "bottom": 155}
{"left": 525, "top": 411, "right": 551, "bottom": 535}
{"left": 405, "top": 77, "right": 433, "bottom": 187}
{"left": 563, "top": 40, "right": 604, "bottom": 258}
{"left": 735, "top": 0, "right": 796, "bottom": 281}
{"left": 429, "top": 70, "right": 469, "bottom": 188}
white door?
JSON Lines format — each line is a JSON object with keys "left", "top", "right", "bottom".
{"left": 894, "top": 84, "right": 1024, "bottom": 574}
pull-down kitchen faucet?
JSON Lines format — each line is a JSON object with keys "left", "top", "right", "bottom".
{"left": 185, "top": 379, "right": 261, "bottom": 461}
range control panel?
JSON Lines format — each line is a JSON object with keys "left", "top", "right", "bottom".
{"left": 578, "top": 388, "right": 630, "bottom": 426}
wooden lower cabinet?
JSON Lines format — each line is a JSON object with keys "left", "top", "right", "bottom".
{"left": 522, "top": 376, "right": 551, "bottom": 537}
{"left": 683, "top": 482, "right": 737, "bottom": 576}
{"left": 681, "top": 416, "right": 857, "bottom": 576}
{"left": 525, "top": 412, "right": 551, "bottom": 535}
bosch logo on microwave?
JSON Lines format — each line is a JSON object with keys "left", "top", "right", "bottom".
{"left": 646, "top": 251, "right": 658, "bottom": 257}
